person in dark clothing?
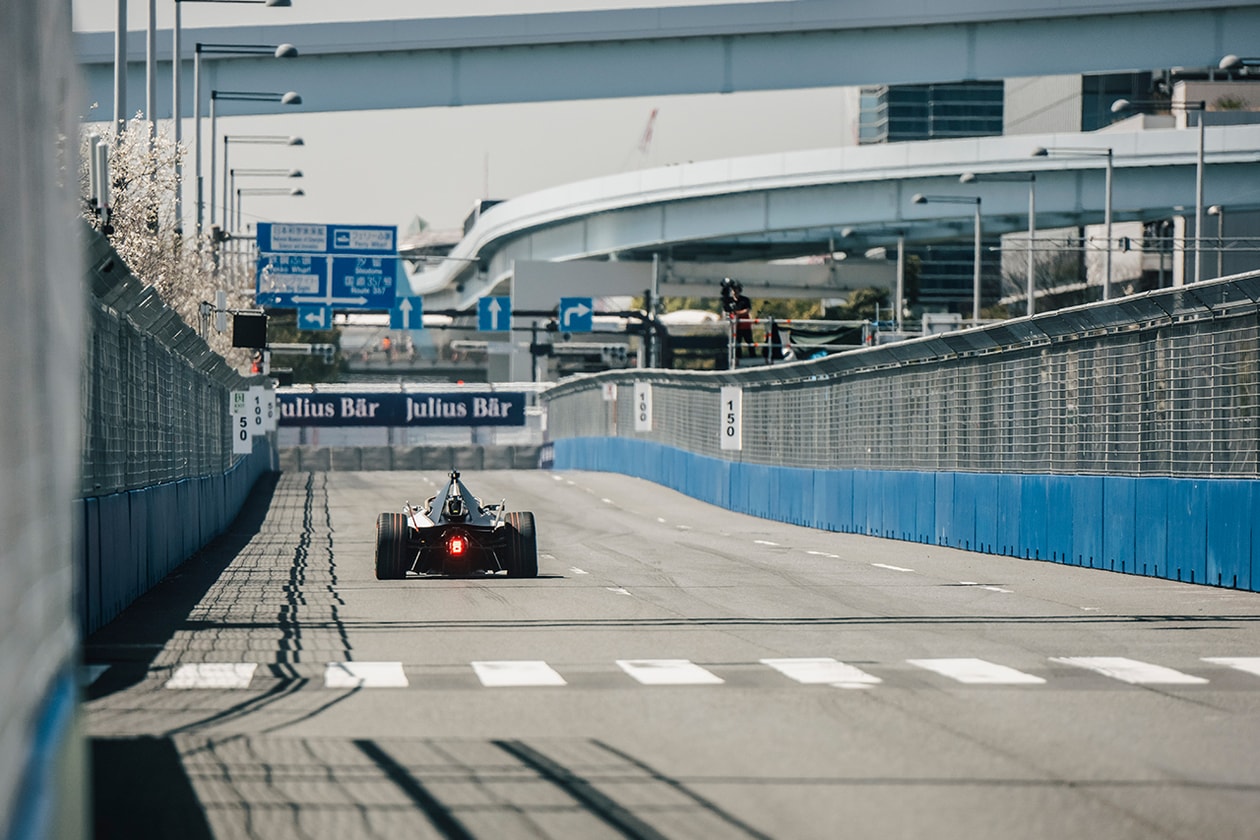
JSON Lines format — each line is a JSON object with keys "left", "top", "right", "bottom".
{"left": 721, "top": 278, "right": 755, "bottom": 358}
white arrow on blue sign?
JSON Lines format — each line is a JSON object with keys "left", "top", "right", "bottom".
{"left": 559, "top": 296, "right": 594, "bottom": 332}
{"left": 298, "top": 305, "right": 333, "bottom": 331}
{"left": 391, "top": 297, "right": 423, "bottom": 330}
{"left": 478, "top": 296, "right": 511, "bottom": 332}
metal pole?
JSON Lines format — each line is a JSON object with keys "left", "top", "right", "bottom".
{"left": 222, "top": 137, "right": 231, "bottom": 233}
{"left": 193, "top": 44, "right": 202, "bottom": 236}
{"left": 1194, "top": 104, "right": 1205, "bottom": 284}
{"left": 114, "top": 0, "right": 127, "bottom": 139}
{"left": 972, "top": 199, "right": 982, "bottom": 327}
{"left": 1103, "top": 149, "right": 1113, "bottom": 301}
{"left": 1027, "top": 176, "right": 1036, "bottom": 317}
{"left": 146, "top": 0, "right": 156, "bottom": 143}
{"left": 1217, "top": 207, "right": 1225, "bottom": 279}
{"left": 209, "top": 93, "right": 217, "bottom": 228}
{"left": 649, "top": 253, "right": 660, "bottom": 368}
{"left": 172, "top": 0, "right": 183, "bottom": 233}
{"left": 895, "top": 233, "right": 905, "bottom": 333}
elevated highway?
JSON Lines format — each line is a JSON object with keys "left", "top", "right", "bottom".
{"left": 75, "top": 0, "right": 1260, "bottom": 115}
{"left": 413, "top": 123, "right": 1260, "bottom": 308}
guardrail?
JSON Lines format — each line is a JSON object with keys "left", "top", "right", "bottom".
{"left": 543, "top": 272, "right": 1260, "bottom": 590}
{"left": 79, "top": 228, "right": 275, "bottom": 633}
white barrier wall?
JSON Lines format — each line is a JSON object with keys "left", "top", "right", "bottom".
{"left": 0, "top": 1, "right": 86, "bottom": 837}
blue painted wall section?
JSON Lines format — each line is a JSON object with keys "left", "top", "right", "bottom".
{"left": 554, "top": 437, "right": 1258, "bottom": 593}
{"left": 78, "top": 438, "right": 275, "bottom": 635}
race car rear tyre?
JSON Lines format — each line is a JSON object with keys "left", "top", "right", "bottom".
{"left": 505, "top": 511, "right": 538, "bottom": 578}
{"left": 375, "top": 513, "right": 409, "bottom": 580}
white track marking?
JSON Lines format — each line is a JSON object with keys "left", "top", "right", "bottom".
{"left": 550, "top": 474, "right": 563, "bottom": 481}
{"left": 324, "top": 661, "right": 408, "bottom": 689}
{"left": 908, "top": 658, "right": 1045, "bottom": 685}
{"left": 472, "top": 660, "right": 567, "bottom": 687}
{"left": 754, "top": 539, "right": 779, "bottom": 546}
{"left": 165, "top": 663, "right": 258, "bottom": 690}
{"left": 657, "top": 517, "right": 667, "bottom": 524}
{"left": 1051, "top": 657, "right": 1208, "bottom": 685}
{"left": 981, "top": 586, "right": 1013, "bottom": 593}
{"left": 806, "top": 551, "right": 839, "bottom": 558}
{"left": 617, "top": 659, "right": 724, "bottom": 685}
{"left": 82, "top": 665, "right": 110, "bottom": 686}
{"left": 1203, "top": 657, "right": 1260, "bottom": 677}
{"left": 602, "top": 498, "right": 614, "bottom": 504}
{"left": 872, "top": 563, "right": 915, "bottom": 572}
{"left": 762, "top": 657, "right": 882, "bottom": 688}
{"left": 607, "top": 587, "right": 631, "bottom": 595}
{"left": 676, "top": 524, "right": 692, "bottom": 531}
{"left": 569, "top": 567, "right": 588, "bottom": 575}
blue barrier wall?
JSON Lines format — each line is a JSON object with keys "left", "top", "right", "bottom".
{"left": 78, "top": 438, "right": 274, "bottom": 635}
{"left": 554, "top": 437, "right": 1258, "bottom": 592}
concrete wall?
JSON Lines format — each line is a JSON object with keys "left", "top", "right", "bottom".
{"left": 556, "top": 438, "right": 1259, "bottom": 591}
{"left": 0, "top": 1, "right": 86, "bottom": 837}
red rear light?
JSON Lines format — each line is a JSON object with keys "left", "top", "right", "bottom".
{"left": 448, "top": 534, "right": 467, "bottom": 555}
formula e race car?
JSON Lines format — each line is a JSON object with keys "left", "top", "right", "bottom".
{"left": 374, "top": 470, "right": 538, "bottom": 579}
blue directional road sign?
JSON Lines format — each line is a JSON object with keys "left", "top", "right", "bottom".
{"left": 330, "top": 256, "right": 399, "bottom": 310}
{"left": 298, "top": 305, "right": 333, "bottom": 331}
{"left": 391, "top": 297, "right": 423, "bottom": 331}
{"left": 258, "top": 222, "right": 396, "bottom": 256}
{"left": 256, "top": 254, "right": 328, "bottom": 308}
{"left": 256, "top": 223, "right": 400, "bottom": 311}
{"left": 478, "top": 296, "right": 511, "bottom": 332}
{"left": 559, "top": 297, "right": 594, "bottom": 332}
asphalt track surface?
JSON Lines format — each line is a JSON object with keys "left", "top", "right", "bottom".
{"left": 85, "top": 470, "right": 1260, "bottom": 840}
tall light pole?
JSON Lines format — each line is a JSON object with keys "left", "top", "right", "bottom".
{"left": 192, "top": 42, "right": 298, "bottom": 237}
{"left": 1208, "top": 204, "right": 1225, "bottom": 279}
{"left": 234, "top": 186, "right": 304, "bottom": 289}
{"left": 229, "top": 168, "right": 302, "bottom": 231}
{"left": 961, "top": 171, "right": 1036, "bottom": 316}
{"left": 1032, "top": 145, "right": 1113, "bottom": 300}
{"left": 912, "top": 193, "right": 983, "bottom": 326}
{"left": 1111, "top": 97, "right": 1207, "bottom": 284}
{"left": 236, "top": 185, "right": 305, "bottom": 224}
{"left": 175, "top": 0, "right": 292, "bottom": 234}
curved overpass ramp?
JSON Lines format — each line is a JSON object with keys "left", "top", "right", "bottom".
{"left": 413, "top": 124, "right": 1260, "bottom": 309}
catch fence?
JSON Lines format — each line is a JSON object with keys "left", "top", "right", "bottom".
{"left": 547, "top": 273, "right": 1260, "bottom": 480}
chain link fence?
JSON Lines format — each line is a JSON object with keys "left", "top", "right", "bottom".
{"left": 546, "top": 273, "right": 1260, "bottom": 479}
{"left": 82, "top": 229, "right": 263, "bottom": 496}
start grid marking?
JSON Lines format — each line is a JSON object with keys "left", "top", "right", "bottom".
{"left": 126, "top": 656, "right": 1259, "bottom": 691}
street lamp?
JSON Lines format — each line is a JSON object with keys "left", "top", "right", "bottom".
{"left": 961, "top": 171, "right": 1037, "bottom": 316}
{"left": 233, "top": 186, "right": 303, "bottom": 289}
{"left": 229, "top": 169, "right": 302, "bottom": 230}
{"left": 1032, "top": 145, "right": 1114, "bottom": 300}
{"left": 1219, "top": 55, "right": 1260, "bottom": 75}
{"left": 235, "top": 186, "right": 304, "bottom": 229}
{"left": 176, "top": 0, "right": 292, "bottom": 228}
{"left": 205, "top": 87, "right": 302, "bottom": 234}
{"left": 192, "top": 42, "right": 298, "bottom": 236}
{"left": 1111, "top": 97, "right": 1207, "bottom": 284}
{"left": 912, "top": 193, "right": 983, "bottom": 326}
{"left": 1208, "top": 204, "right": 1225, "bottom": 279}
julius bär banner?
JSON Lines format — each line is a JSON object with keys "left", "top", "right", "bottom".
{"left": 278, "top": 392, "right": 527, "bottom": 427}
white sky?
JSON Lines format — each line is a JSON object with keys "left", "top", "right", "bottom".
{"left": 75, "top": 1, "right": 855, "bottom": 234}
